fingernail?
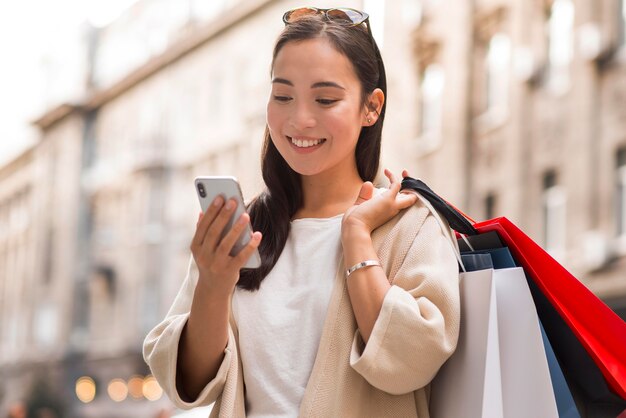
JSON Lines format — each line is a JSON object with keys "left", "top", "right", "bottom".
{"left": 237, "top": 214, "right": 248, "bottom": 225}
{"left": 213, "top": 196, "right": 224, "bottom": 207}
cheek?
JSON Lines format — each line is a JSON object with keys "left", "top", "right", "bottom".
{"left": 267, "top": 102, "right": 289, "bottom": 137}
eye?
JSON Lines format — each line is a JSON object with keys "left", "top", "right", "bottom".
{"left": 273, "top": 95, "right": 292, "bottom": 103}
{"left": 317, "top": 98, "right": 339, "bottom": 106}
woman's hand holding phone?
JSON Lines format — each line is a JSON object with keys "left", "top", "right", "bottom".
{"left": 190, "top": 195, "right": 262, "bottom": 295}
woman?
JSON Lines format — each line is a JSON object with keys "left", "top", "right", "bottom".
{"left": 144, "top": 7, "right": 460, "bottom": 417}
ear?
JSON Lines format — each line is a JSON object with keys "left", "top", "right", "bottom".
{"left": 362, "top": 88, "right": 385, "bottom": 127}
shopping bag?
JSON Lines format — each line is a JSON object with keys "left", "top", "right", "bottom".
{"left": 540, "top": 321, "right": 582, "bottom": 418}
{"left": 460, "top": 238, "right": 581, "bottom": 418}
{"left": 429, "top": 267, "right": 559, "bottom": 418}
{"left": 401, "top": 176, "right": 626, "bottom": 405}
{"left": 473, "top": 217, "right": 626, "bottom": 398}
{"left": 459, "top": 240, "right": 580, "bottom": 418}
{"left": 412, "top": 192, "right": 558, "bottom": 418}
{"left": 429, "top": 268, "right": 503, "bottom": 418}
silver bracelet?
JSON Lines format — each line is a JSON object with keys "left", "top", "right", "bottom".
{"left": 345, "top": 259, "right": 382, "bottom": 277}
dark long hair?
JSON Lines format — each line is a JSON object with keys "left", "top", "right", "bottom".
{"left": 238, "top": 14, "right": 387, "bottom": 291}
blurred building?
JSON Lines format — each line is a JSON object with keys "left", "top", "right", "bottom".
{"left": 0, "top": 0, "right": 625, "bottom": 416}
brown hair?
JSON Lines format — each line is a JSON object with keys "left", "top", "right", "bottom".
{"left": 238, "top": 14, "right": 387, "bottom": 291}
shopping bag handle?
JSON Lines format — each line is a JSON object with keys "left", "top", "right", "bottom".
{"left": 401, "top": 177, "right": 478, "bottom": 236}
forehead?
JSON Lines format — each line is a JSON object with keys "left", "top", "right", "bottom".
{"left": 272, "top": 37, "right": 360, "bottom": 87}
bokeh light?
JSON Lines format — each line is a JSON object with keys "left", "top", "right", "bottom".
{"left": 128, "top": 375, "right": 144, "bottom": 399}
{"left": 142, "top": 375, "right": 163, "bottom": 401}
{"left": 75, "top": 376, "right": 96, "bottom": 403}
{"left": 107, "top": 378, "right": 128, "bottom": 402}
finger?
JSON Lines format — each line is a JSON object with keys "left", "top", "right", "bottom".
{"left": 192, "top": 196, "right": 224, "bottom": 248}
{"left": 396, "top": 192, "right": 418, "bottom": 209}
{"left": 384, "top": 168, "right": 403, "bottom": 194}
{"left": 384, "top": 168, "right": 397, "bottom": 185}
{"left": 233, "top": 231, "right": 262, "bottom": 267}
{"left": 215, "top": 212, "right": 252, "bottom": 258}
{"left": 354, "top": 181, "right": 374, "bottom": 205}
{"left": 203, "top": 198, "right": 238, "bottom": 252}
{"left": 402, "top": 169, "right": 411, "bottom": 178}
{"left": 385, "top": 171, "right": 402, "bottom": 196}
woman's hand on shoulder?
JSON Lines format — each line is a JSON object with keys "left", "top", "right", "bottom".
{"left": 190, "top": 197, "right": 262, "bottom": 296}
{"left": 342, "top": 168, "right": 417, "bottom": 236}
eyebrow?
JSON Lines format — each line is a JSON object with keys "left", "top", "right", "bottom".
{"left": 272, "top": 78, "right": 345, "bottom": 90}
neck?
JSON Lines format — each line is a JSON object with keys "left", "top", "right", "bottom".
{"left": 294, "top": 165, "right": 365, "bottom": 220}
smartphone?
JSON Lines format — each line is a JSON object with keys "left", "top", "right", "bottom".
{"left": 194, "top": 176, "right": 261, "bottom": 269}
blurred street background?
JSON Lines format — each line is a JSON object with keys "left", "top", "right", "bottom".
{"left": 1, "top": 0, "right": 625, "bottom": 416}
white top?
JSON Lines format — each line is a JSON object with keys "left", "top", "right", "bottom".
{"left": 232, "top": 213, "right": 344, "bottom": 418}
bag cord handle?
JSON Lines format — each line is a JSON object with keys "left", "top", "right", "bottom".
{"left": 401, "top": 177, "right": 478, "bottom": 236}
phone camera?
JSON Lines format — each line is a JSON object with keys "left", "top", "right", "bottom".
{"left": 197, "top": 182, "right": 207, "bottom": 198}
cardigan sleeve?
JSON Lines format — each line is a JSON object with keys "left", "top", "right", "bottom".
{"left": 349, "top": 211, "right": 461, "bottom": 395}
{"left": 142, "top": 255, "right": 235, "bottom": 409}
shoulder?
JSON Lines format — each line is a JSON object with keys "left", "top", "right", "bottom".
{"left": 384, "top": 189, "right": 431, "bottom": 230}
{"left": 371, "top": 191, "right": 433, "bottom": 249}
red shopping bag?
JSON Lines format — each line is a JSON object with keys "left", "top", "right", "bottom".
{"left": 474, "top": 217, "right": 626, "bottom": 401}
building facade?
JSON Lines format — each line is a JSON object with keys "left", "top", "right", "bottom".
{"left": 1, "top": 0, "right": 625, "bottom": 416}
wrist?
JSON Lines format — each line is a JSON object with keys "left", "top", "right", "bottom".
{"left": 197, "top": 273, "right": 236, "bottom": 300}
{"left": 341, "top": 223, "right": 371, "bottom": 243}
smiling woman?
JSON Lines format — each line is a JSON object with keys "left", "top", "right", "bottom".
{"left": 144, "top": 7, "right": 460, "bottom": 418}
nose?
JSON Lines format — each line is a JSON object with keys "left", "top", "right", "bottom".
{"left": 289, "top": 102, "right": 316, "bottom": 131}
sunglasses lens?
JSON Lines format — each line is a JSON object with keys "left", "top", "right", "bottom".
{"left": 327, "top": 8, "right": 364, "bottom": 24}
{"left": 283, "top": 7, "right": 319, "bottom": 23}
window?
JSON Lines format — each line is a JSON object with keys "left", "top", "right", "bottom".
{"left": 363, "top": 0, "right": 385, "bottom": 47}
{"left": 621, "top": 0, "right": 626, "bottom": 46}
{"left": 616, "top": 148, "right": 626, "bottom": 237}
{"left": 485, "top": 33, "right": 511, "bottom": 112}
{"left": 419, "top": 64, "right": 445, "bottom": 139}
{"left": 542, "top": 170, "right": 567, "bottom": 259}
{"left": 70, "top": 282, "right": 90, "bottom": 348}
{"left": 485, "top": 193, "right": 497, "bottom": 220}
{"left": 34, "top": 302, "right": 58, "bottom": 348}
{"left": 43, "top": 227, "right": 55, "bottom": 284}
{"left": 546, "top": 0, "right": 575, "bottom": 93}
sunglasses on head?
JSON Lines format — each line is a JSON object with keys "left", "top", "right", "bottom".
{"left": 282, "top": 7, "right": 369, "bottom": 26}
{"left": 282, "top": 7, "right": 374, "bottom": 42}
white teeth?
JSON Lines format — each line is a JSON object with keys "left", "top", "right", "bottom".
{"left": 290, "top": 137, "right": 325, "bottom": 148}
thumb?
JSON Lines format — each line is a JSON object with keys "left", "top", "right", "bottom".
{"left": 397, "top": 191, "right": 418, "bottom": 209}
{"left": 354, "top": 182, "right": 374, "bottom": 205}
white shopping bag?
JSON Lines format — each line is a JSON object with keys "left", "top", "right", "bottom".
{"left": 429, "top": 267, "right": 559, "bottom": 418}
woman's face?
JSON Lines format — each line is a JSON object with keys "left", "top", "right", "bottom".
{"left": 266, "top": 37, "right": 369, "bottom": 178}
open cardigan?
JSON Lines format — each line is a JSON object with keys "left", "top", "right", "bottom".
{"left": 143, "top": 197, "right": 460, "bottom": 417}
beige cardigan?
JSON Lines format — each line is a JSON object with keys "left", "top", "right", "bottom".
{"left": 143, "top": 198, "right": 460, "bottom": 417}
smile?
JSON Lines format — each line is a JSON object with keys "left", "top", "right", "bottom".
{"left": 287, "top": 136, "right": 327, "bottom": 148}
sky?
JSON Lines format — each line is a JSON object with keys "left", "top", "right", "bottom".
{"left": 0, "top": 0, "right": 139, "bottom": 165}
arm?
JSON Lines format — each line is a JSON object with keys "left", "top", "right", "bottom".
{"left": 349, "top": 211, "right": 460, "bottom": 395}
{"left": 341, "top": 226, "right": 391, "bottom": 343}
{"left": 340, "top": 168, "right": 417, "bottom": 343}
{"left": 142, "top": 256, "right": 234, "bottom": 408}
{"left": 177, "top": 279, "right": 231, "bottom": 401}
{"left": 143, "top": 195, "right": 262, "bottom": 407}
